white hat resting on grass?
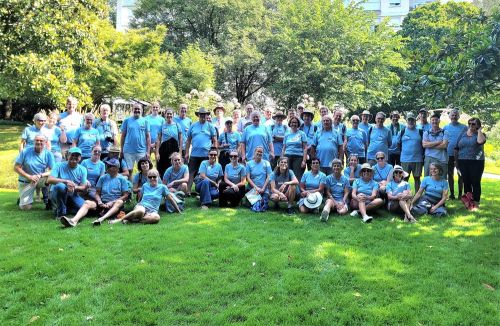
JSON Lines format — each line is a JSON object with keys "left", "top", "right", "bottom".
{"left": 304, "top": 192, "right": 323, "bottom": 209}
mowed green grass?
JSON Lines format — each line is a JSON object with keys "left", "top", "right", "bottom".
{"left": 0, "top": 182, "right": 499, "bottom": 325}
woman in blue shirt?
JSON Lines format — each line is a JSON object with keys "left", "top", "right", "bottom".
{"left": 218, "top": 119, "right": 241, "bottom": 171}
{"left": 298, "top": 158, "right": 326, "bottom": 214}
{"left": 132, "top": 156, "right": 153, "bottom": 200}
{"left": 246, "top": 146, "right": 273, "bottom": 211}
{"left": 20, "top": 112, "right": 48, "bottom": 151}
{"left": 386, "top": 165, "right": 415, "bottom": 223}
{"left": 410, "top": 163, "right": 448, "bottom": 217}
{"left": 321, "top": 159, "right": 350, "bottom": 221}
{"left": 350, "top": 163, "right": 384, "bottom": 223}
{"left": 282, "top": 116, "right": 307, "bottom": 181}
{"left": 162, "top": 152, "right": 189, "bottom": 194}
{"left": 196, "top": 148, "right": 224, "bottom": 209}
{"left": 270, "top": 157, "right": 299, "bottom": 215}
{"left": 80, "top": 145, "right": 105, "bottom": 201}
{"left": 73, "top": 113, "right": 100, "bottom": 160}
{"left": 372, "top": 151, "right": 393, "bottom": 196}
{"left": 156, "top": 108, "right": 182, "bottom": 179}
{"left": 344, "top": 154, "right": 362, "bottom": 186}
{"left": 42, "top": 111, "right": 67, "bottom": 162}
{"left": 219, "top": 150, "right": 246, "bottom": 207}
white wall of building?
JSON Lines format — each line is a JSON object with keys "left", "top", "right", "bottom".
{"left": 116, "top": 0, "right": 137, "bottom": 32}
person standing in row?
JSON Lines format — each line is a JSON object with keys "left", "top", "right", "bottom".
{"left": 417, "top": 108, "right": 431, "bottom": 132}
{"left": 174, "top": 103, "right": 192, "bottom": 157}
{"left": 345, "top": 115, "right": 367, "bottom": 164}
{"left": 217, "top": 119, "right": 240, "bottom": 171}
{"left": 300, "top": 109, "right": 317, "bottom": 170}
{"left": 422, "top": 112, "right": 448, "bottom": 178}
{"left": 387, "top": 111, "right": 405, "bottom": 166}
{"left": 212, "top": 103, "right": 226, "bottom": 135}
{"left": 398, "top": 112, "right": 424, "bottom": 192}
{"left": 282, "top": 116, "right": 307, "bottom": 181}
{"left": 443, "top": 108, "right": 467, "bottom": 199}
{"left": 311, "top": 114, "right": 343, "bottom": 175}
{"left": 359, "top": 110, "right": 373, "bottom": 136}
{"left": 42, "top": 111, "right": 67, "bottom": 162}
{"left": 366, "top": 112, "right": 391, "bottom": 165}
{"left": 58, "top": 96, "right": 82, "bottom": 157}
{"left": 269, "top": 111, "right": 288, "bottom": 169}
{"left": 156, "top": 108, "right": 182, "bottom": 178}
{"left": 73, "top": 113, "right": 100, "bottom": 160}
{"left": 241, "top": 111, "right": 274, "bottom": 163}
{"left": 20, "top": 112, "right": 48, "bottom": 151}
{"left": 93, "top": 104, "right": 118, "bottom": 160}
{"left": 145, "top": 101, "right": 165, "bottom": 162}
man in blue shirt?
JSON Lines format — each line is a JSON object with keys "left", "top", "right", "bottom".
{"left": 269, "top": 111, "right": 288, "bottom": 169}
{"left": 58, "top": 96, "right": 82, "bottom": 157}
{"left": 366, "top": 112, "right": 392, "bottom": 164}
{"left": 398, "top": 112, "right": 424, "bottom": 191}
{"left": 174, "top": 103, "right": 192, "bottom": 157}
{"left": 387, "top": 111, "right": 405, "bottom": 166}
{"left": 417, "top": 108, "right": 431, "bottom": 132}
{"left": 14, "top": 134, "right": 55, "bottom": 210}
{"left": 120, "top": 104, "right": 151, "bottom": 180}
{"left": 359, "top": 110, "right": 373, "bottom": 136}
{"left": 345, "top": 115, "right": 367, "bottom": 164}
{"left": 145, "top": 101, "right": 165, "bottom": 162}
{"left": 443, "top": 108, "right": 467, "bottom": 199}
{"left": 423, "top": 112, "right": 449, "bottom": 179}
{"left": 47, "top": 147, "right": 88, "bottom": 219}
{"left": 300, "top": 109, "right": 317, "bottom": 169}
{"left": 93, "top": 104, "right": 118, "bottom": 160}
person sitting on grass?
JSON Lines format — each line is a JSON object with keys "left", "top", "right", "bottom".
{"left": 410, "top": 162, "right": 449, "bottom": 217}
{"left": 270, "top": 157, "right": 299, "bottom": 215}
{"left": 372, "top": 151, "right": 393, "bottom": 197}
{"left": 47, "top": 147, "right": 88, "bottom": 220}
{"left": 14, "top": 134, "right": 55, "bottom": 210}
{"left": 344, "top": 154, "right": 361, "bottom": 186}
{"left": 246, "top": 146, "right": 273, "bottom": 212}
{"left": 110, "top": 169, "right": 182, "bottom": 225}
{"left": 195, "top": 148, "right": 223, "bottom": 210}
{"left": 162, "top": 152, "right": 189, "bottom": 194}
{"left": 298, "top": 158, "right": 326, "bottom": 214}
{"left": 218, "top": 150, "right": 246, "bottom": 208}
{"left": 350, "top": 163, "right": 384, "bottom": 223}
{"left": 60, "top": 158, "right": 130, "bottom": 227}
{"left": 80, "top": 145, "right": 105, "bottom": 201}
{"left": 132, "top": 156, "right": 153, "bottom": 200}
{"left": 386, "top": 165, "right": 416, "bottom": 223}
{"left": 321, "top": 159, "right": 350, "bottom": 222}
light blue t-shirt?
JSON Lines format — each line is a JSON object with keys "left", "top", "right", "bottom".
{"left": 174, "top": 116, "right": 192, "bottom": 150}
{"left": 139, "top": 182, "right": 170, "bottom": 212}
{"left": 242, "top": 125, "right": 272, "bottom": 161}
{"left": 41, "top": 126, "right": 62, "bottom": 152}
{"left": 372, "top": 163, "right": 393, "bottom": 182}
{"left": 300, "top": 171, "right": 326, "bottom": 190}
{"left": 344, "top": 165, "right": 362, "bottom": 180}
{"left": 224, "top": 163, "right": 246, "bottom": 184}
{"left": 96, "top": 174, "right": 129, "bottom": 203}
{"left": 388, "top": 123, "right": 405, "bottom": 155}
{"left": 160, "top": 121, "right": 181, "bottom": 144}
{"left": 398, "top": 127, "right": 424, "bottom": 163}
{"left": 367, "top": 126, "right": 392, "bottom": 160}
{"left": 81, "top": 159, "right": 105, "bottom": 187}
{"left": 457, "top": 133, "right": 485, "bottom": 160}
{"left": 218, "top": 131, "right": 241, "bottom": 152}
{"left": 146, "top": 114, "right": 165, "bottom": 144}
{"left": 359, "top": 122, "right": 372, "bottom": 135}
{"left": 93, "top": 118, "right": 118, "bottom": 153}
{"left": 246, "top": 159, "right": 272, "bottom": 189}
{"left": 346, "top": 128, "right": 367, "bottom": 158}
{"left": 300, "top": 124, "right": 317, "bottom": 146}
{"left": 284, "top": 130, "right": 307, "bottom": 156}
{"left": 15, "top": 148, "right": 55, "bottom": 182}
{"left": 163, "top": 164, "right": 188, "bottom": 184}
{"left": 312, "top": 130, "right": 343, "bottom": 168}
{"left": 73, "top": 127, "right": 100, "bottom": 157}
{"left": 187, "top": 121, "right": 216, "bottom": 157}
{"left": 386, "top": 180, "right": 411, "bottom": 196}
{"left": 417, "top": 122, "right": 431, "bottom": 133}
{"left": 270, "top": 124, "right": 288, "bottom": 156}
{"left": 133, "top": 172, "right": 149, "bottom": 188}
{"left": 121, "top": 116, "right": 150, "bottom": 154}
{"left": 423, "top": 129, "right": 449, "bottom": 163}
{"left": 421, "top": 176, "right": 448, "bottom": 199}
{"left": 199, "top": 160, "right": 223, "bottom": 182}
{"left": 58, "top": 111, "right": 82, "bottom": 143}
{"left": 352, "top": 178, "right": 379, "bottom": 196}
{"left": 444, "top": 122, "right": 467, "bottom": 157}
{"left": 21, "top": 126, "right": 43, "bottom": 148}
{"left": 325, "top": 174, "right": 349, "bottom": 201}
{"left": 50, "top": 162, "right": 87, "bottom": 186}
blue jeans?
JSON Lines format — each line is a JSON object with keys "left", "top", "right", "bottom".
{"left": 195, "top": 179, "right": 219, "bottom": 206}
{"left": 50, "top": 183, "right": 85, "bottom": 217}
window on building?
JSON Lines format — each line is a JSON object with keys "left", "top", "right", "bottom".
{"left": 389, "top": 0, "right": 401, "bottom": 7}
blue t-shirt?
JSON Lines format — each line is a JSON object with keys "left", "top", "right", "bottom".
{"left": 367, "top": 126, "right": 392, "bottom": 160}
{"left": 50, "top": 162, "right": 87, "bottom": 186}
{"left": 270, "top": 124, "right": 288, "bottom": 156}
{"left": 372, "top": 163, "right": 393, "bottom": 182}
{"left": 242, "top": 125, "right": 272, "bottom": 161}
{"left": 163, "top": 164, "right": 188, "bottom": 184}
{"left": 359, "top": 122, "right": 372, "bottom": 135}
{"left": 456, "top": 132, "right": 485, "bottom": 160}
{"left": 325, "top": 174, "right": 349, "bottom": 201}
{"left": 386, "top": 180, "right": 411, "bottom": 196}
{"left": 444, "top": 123, "right": 467, "bottom": 157}
{"left": 399, "top": 127, "right": 424, "bottom": 163}
{"left": 187, "top": 121, "right": 216, "bottom": 157}
{"left": 73, "top": 127, "right": 100, "bottom": 157}
{"left": 300, "top": 171, "right": 326, "bottom": 190}
{"left": 300, "top": 124, "right": 317, "bottom": 146}
{"left": 421, "top": 176, "right": 448, "bottom": 199}
{"left": 284, "top": 130, "right": 307, "bottom": 156}
{"left": 174, "top": 116, "right": 192, "bottom": 150}
{"left": 218, "top": 131, "right": 241, "bottom": 152}
{"left": 270, "top": 169, "right": 296, "bottom": 188}
{"left": 93, "top": 118, "right": 118, "bottom": 153}
{"left": 121, "top": 116, "right": 150, "bottom": 154}
{"left": 58, "top": 111, "right": 82, "bottom": 143}
{"left": 96, "top": 174, "right": 129, "bottom": 203}
{"left": 199, "top": 160, "right": 223, "bottom": 182}
{"left": 417, "top": 122, "right": 431, "bottom": 133}
{"left": 224, "top": 163, "right": 246, "bottom": 184}
{"left": 344, "top": 165, "right": 362, "bottom": 180}
{"left": 133, "top": 172, "right": 149, "bottom": 188}
{"left": 15, "top": 148, "right": 55, "bottom": 182}
{"left": 21, "top": 126, "right": 43, "bottom": 148}
{"left": 146, "top": 114, "right": 165, "bottom": 144}
{"left": 160, "top": 121, "right": 181, "bottom": 144}
{"left": 246, "top": 159, "right": 272, "bottom": 189}
{"left": 332, "top": 123, "right": 347, "bottom": 140}
{"left": 81, "top": 159, "right": 105, "bottom": 187}
{"left": 423, "top": 129, "right": 449, "bottom": 163}
{"left": 41, "top": 126, "right": 62, "bottom": 152}
{"left": 387, "top": 123, "right": 405, "bottom": 155}
{"left": 346, "top": 128, "right": 367, "bottom": 158}
{"left": 139, "top": 182, "right": 170, "bottom": 212}
{"left": 352, "top": 178, "right": 379, "bottom": 196}
{"left": 312, "top": 130, "right": 343, "bottom": 168}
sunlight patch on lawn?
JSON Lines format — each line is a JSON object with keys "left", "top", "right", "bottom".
{"left": 313, "top": 241, "right": 336, "bottom": 259}
{"left": 443, "top": 216, "right": 491, "bottom": 238}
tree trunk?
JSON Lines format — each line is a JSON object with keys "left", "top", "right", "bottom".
{"left": 4, "top": 99, "right": 13, "bottom": 120}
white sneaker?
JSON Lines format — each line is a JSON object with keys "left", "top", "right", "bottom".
{"left": 362, "top": 215, "right": 373, "bottom": 223}
{"left": 320, "top": 210, "right": 329, "bottom": 222}
{"left": 350, "top": 210, "right": 359, "bottom": 217}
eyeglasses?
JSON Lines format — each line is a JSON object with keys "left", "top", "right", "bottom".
{"left": 376, "top": 157, "right": 385, "bottom": 161}
{"left": 361, "top": 170, "right": 371, "bottom": 173}
{"left": 209, "top": 154, "right": 217, "bottom": 157}
{"left": 394, "top": 171, "right": 403, "bottom": 174}
{"left": 93, "top": 150, "right": 101, "bottom": 154}
{"left": 148, "top": 175, "right": 158, "bottom": 179}
{"left": 468, "top": 123, "right": 476, "bottom": 126}
{"left": 351, "top": 120, "right": 359, "bottom": 122}
{"left": 230, "top": 155, "right": 238, "bottom": 158}
{"left": 37, "top": 120, "right": 46, "bottom": 123}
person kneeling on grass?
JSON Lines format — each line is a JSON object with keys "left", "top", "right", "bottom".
{"left": 60, "top": 158, "right": 130, "bottom": 227}
{"left": 350, "top": 163, "right": 384, "bottom": 223}
{"left": 110, "top": 169, "right": 181, "bottom": 225}
{"left": 386, "top": 165, "right": 416, "bottom": 223}
{"left": 321, "top": 159, "right": 350, "bottom": 222}
{"left": 410, "top": 162, "right": 448, "bottom": 217}
{"left": 195, "top": 148, "right": 224, "bottom": 210}
{"left": 270, "top": 157, "right": 299, "bottom": 215}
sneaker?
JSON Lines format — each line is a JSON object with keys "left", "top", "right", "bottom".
{"left": 60, "top": 216, "right": 75, "bottom": 228}
{"left": 92, "top": 219, "right": 102, "bottom": 227}
{"left": 201, "top": 205, "right": 209, "bottom": 210}
{"left": 286, "top": 207, "right": 295, "bottom": 215}
{"left": 362, "top": 215, "right": 373, "bottom": 223}
{"left": 350, "top": 210, "right": 359, "bottom": 217}
{"left": 320, "top": 210, "right": 329, "bottom": 222}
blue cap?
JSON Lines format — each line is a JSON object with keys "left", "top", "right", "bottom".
{"left": 105, "top": 158, "right": 120, "bottom": 167}
{"left": 68, "top": 147, "right": 82, "bottom": 155}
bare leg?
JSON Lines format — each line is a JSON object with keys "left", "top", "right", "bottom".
{"left": 70, "top": 200, "right": 96, "bottom": 224}
{"left": 399, "top": 199, "right": 415, "bottom": 222}
{"left": 299, "top": 205, "right": 309, "bottom": 214}
{"left": 142, "top": 212, "right": 160, "bottom": 224}
{"left": 365, "top": 198, "right": 384, "bottom": 212}
{"left": 287, "top": 185, "right": 296, "bottom": 206}
{"left": 337, "top": 203, "right": 348, "bottom": 215}
{"left": 110, "top": 206, "right": 145, "bottom": 224}
{"left": 179, "top": 183, "right": 188, "bottom": 194}
{"left": 358, "top": 200, "right": 368, "bottom": 217}
{"left": 20, "top": 204, "right": 32, "bottom": 210}
{"left": 94, "top": 200, "right": 124, "bottom": 224}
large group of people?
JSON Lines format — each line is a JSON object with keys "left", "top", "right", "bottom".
{"left": 14, "top": 97, "right": 487, "bottom": 227}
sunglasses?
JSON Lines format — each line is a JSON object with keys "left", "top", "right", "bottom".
{"left": 394, "top": 171, "right": 403, "bottom": 174}
{"left": 93, "top": 150, "right": 101, "bottom": 154}
{"left": 352, "top": 120, "right": 359, "bottom": 122}
{"left": 361, "top": 170, "right": 371, "bottom": 173}
{"left": 209, "top": 153, "right": 217, "bottom": 156}
{"left": 468, "top": 123, "right": 476, "bottom": 126}
{"left": 37, "top": 120, "right": 46, "bottom": 122}
{"left": 148, "top": 175, "right": 158, "bottom": 179}
{"left": 230, "top": 155, "right": 238, "bottom": 158}
{"left": 376, "top": 157, "right": 385, "bottom": 160}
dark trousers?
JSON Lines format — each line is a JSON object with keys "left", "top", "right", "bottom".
{"left": 157, "top": 138, "right": 179, "bottom": 178}
{"left": 286, "top": 154, "right": 305, "bottom": 181}
{"left": 218, "top": 182, "right": 245, "bottom": 207}
{"left": 388, "top": 153, "right": 401, "bottom": 166}
{"left": 448, "top": 156, "right": 463, "bottom": 197}
{"left": 219, "top": 151, "right": 230, "bottom": 171}
{"left": 457, "top": 159, "right": 484, "bottom": 202}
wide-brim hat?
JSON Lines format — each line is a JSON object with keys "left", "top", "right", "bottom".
{"left": 195, "top": 107, "right": 210, "bottom": 116}
{"left": 419, "top": 108, "right": 428, "bottom": 113}
{"left": 360, "top": 163, "right": 373, "bottom": 171}
{"left": 361, "top": 110, "right": 372, "bottom": 117}
{"left": 393, "top": 165, "right": 409, "bottom": 178}
{"left": 68, "top": 147, "right": 82, "bottom": 156}
{"left": 304, "top": 192, "right": 323, "bottom": 209}
{"left": 406, "top": 112, "right": 416, "bottom": 120}
{"left": 272, "top": 111, "right": 286, "bottom": 119}
{"left": 109, "top": 145, "right": 121, "bottom": 153}
{"left": 301, "top": 109, "right": 315, "bottom": 120}
{"left": 213, "top": 103, "right": 225, "bottom": 114}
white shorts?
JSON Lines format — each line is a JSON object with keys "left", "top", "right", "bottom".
{"left": 123, "top": 152, "right": 146, "bottom": 172}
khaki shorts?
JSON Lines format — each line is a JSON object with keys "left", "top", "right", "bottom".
{"left": 401, "top": 162, "right": 423, "bottom": 178}
{"left": 18, "top": 177, "right": 47, "bottom": 207}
